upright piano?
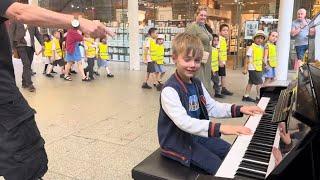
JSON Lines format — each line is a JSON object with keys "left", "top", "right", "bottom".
{"left": 212, "top": 64, "right": 320, "bottom": 180}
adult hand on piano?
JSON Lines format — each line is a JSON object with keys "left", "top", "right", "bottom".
{"left": 240, "top": 106, "right": 264, "bottom": 116}
{"left": 219, "top": 125, "right": 252, "bottom": 135}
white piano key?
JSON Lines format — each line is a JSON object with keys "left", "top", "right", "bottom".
{"left": 215, "top": 97, "right": 270, "bottom": 179}
{"left": 266, "top": 127, "right": 281, "bottom": 177}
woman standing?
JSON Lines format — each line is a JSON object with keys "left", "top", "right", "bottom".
{"left": 185, "top": 7, "right": 214, "bottom": 95}
{"left": 64, "top": 25, "right": 89, "bottom": 81}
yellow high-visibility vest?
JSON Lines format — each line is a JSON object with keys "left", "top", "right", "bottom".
{"left": 252, "top": 43, "right": 264, "bottom": 72}
{"left": 44, "top": 41, "right": 53, "bottom": 57}
{"left": 219, "top": 36, "right": 227, "bottom": 62}
{"left": 85, "top": 38, "right": 96, "bottom": 58}
{"left": 211, "top": 47, "right": 219, "bottom": 72}
{"left": 267, "top": 42, "right": 277, "bottom": 68}
{"left": 155, "top": 44, "right": 165, "bottom": 65}
{"left": 99, "top": 43, "right": 109, "bottom": 60}
{"left": 52, "top": 38, "right": 62, "bottom": 58}
{"left": 149, "top": 38, "right": 158, "bottom": 62}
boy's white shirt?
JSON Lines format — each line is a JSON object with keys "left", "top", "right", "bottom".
{"left": 161, "top": 82, "right": 232, "bottom": 138}
{"left": 246, "top": 46, "right": 255, "bottom": 71}
{"left": 144, "top": 37, "right": 152, "bottom": 62}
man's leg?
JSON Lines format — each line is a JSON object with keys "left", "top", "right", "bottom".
{"left": 26, "top": 47, "right": 35, "bottom": 75}
{"left": 0, "top": 116, "right": 48, "bottom": 180}
{"left": 17, "top": 47, "right": 33, "bottom": 87}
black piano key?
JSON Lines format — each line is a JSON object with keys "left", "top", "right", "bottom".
{"left": 248, "top": 144, "right": 272, "bottom": 152}
{"left": 253, "top": 134, "right": 275, "bottom": 140}
{"left": 244, "top": 151, "right": 270, "bottom": 160}
{"left": 250, "top": 142, "right": 273, "bottom": 148}
{"left": 235, "top": 168, "right": 266, "bottom": 180}
{"left": 251, "top": 138, "right": 274, "bottom": 146}
{"left": 239, "top": 160, "right": 268, "bottom": 172}
{"left": 243, "top": 153, "right": 270, "bottom": 163}
{"left": 245, "top": 149, "right": 271, "bottom": 158}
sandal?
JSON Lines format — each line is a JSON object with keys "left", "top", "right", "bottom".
{"left": 82, "top": 77, "right": 91, "bottom": 82}
{"left": 64, "top": 75, "right": 72, "bottom": 81}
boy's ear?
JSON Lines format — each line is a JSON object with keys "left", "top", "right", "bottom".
{"left": 172, "top": 54, "right": 178, "bottom": 63}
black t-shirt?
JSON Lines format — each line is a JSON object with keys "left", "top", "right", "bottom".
{"left": 0, "top": 0, "right": 35, "bottom": 129}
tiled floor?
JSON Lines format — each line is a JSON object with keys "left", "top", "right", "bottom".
{"left": 8, "top": 57, "right": 293, "bottom": 180}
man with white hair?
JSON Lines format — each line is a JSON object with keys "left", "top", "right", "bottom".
{"left": 291, "top": 8, "right": 315, "bottom": 64}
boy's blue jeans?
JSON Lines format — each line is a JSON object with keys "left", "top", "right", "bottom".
{"left": 191, "top": 136, "right": 231, "bottom": 174}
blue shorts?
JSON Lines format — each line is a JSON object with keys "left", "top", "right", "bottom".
{"left": 295, "top": 45, "right": 308, "bottom": 60}
{"left": 154, "top": 64, "right": 165, "bottom": 73}
{"left": 98, "top": 59, "right": 110, "bottom": 67}
{"left": 264, "top": 67, "right": 276, "bottom": 78}
{"left": 65, "top": 44, "right": 81, "bottom": 62}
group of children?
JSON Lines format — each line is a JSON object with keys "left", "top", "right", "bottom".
{"left": 38, "top": 29, "right": 114, "bottom": 82}
{"left": 242, "top": 30, "right": 279, "bottom": 102}
{"left": 141, "top": 27, "right": 166, "bottom": 91}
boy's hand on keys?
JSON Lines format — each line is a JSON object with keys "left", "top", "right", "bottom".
{"left": 240, "top": 106, "right": 264, "bottom": 116}
{"left": 220, "top": 125, "right": 252, "bottom": 136}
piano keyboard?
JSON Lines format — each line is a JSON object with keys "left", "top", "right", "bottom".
{"left": 215, "top": 97, "right": 280, "bottom": 179}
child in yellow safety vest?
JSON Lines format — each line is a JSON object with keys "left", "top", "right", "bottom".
{"left": 218, "top": 24, "right": 233, "bottom": 96}
{"left": 142, "top": 27, "right": 158, "bottom": 89}
{"left": 51, "top": 30, "right": 66, "bottom": 78}
{"left": 242, "top": 30, "right": 266, "bottom": 103}
{"left": 153, "top": 34, "right": 166, "bottom": 91}
{"left": 211, "top": 34, "right": 224, "bottom": 98}
{"left": 98, "top": 37, "right": 114, "bottom": 77}
{"left": 83, "top": 34, "right": 97, "bottom": 80}
{"left": 40, "top": 34, "right": 54, "bottom": 78}
{"left": 263, "top": 31, "right": 279, "bottom": 86}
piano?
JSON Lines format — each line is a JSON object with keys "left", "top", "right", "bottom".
{"left": 211, "top": 64, "right": 320, "bottom": 180}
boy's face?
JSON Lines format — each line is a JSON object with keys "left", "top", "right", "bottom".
{"left": 174, "top": 50, "right": 201, "bottom": 82}
{"left": 54, "top": 32, "right": 60, "bottom": 39}
{"left": 212, "top": 37, "right": 219, "bottom": 47}
{"left": 157, "top": 38, "right": 164, "bottom": 44}
{"left": 254, "top": 36, "right": 265, "bottom": 45}
{"left": 220, "top": 26, "right": 229, "bottom": 37}
{"left": 151, "top": 31, "right": 158, "bottom": 39}
{"left": 101, "top": 38, "right": 107, "bottom": 43}
{"left": 269, "top": 32, "right": 278, "bottom": 43}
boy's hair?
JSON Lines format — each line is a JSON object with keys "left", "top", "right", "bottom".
{"left": 212, "top": 34, "right": 219, "bottom": 46}
{"left": 268, "top": 30, "right": 278, "bottom": 37}
{"left": 219, "top": 24, "right": 229, "bottom": 32}
{"left": 43, "top": 34, "right": 50, "bottom": 40}
{"left": 148, "top": 27, "right": 157, "bottom": 36}
{"left": 172, "top": 33, "right": 203, "bottom": 60}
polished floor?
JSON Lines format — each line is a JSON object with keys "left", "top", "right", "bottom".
{"left": 4, "top": 57, "right": 294, "bottom": 180}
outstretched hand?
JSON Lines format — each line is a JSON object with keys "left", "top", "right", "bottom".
{"left": 220, "top": 125, "right": 252, "bottom": 136}
{"left": 79, "top": 18, "right": 116, "bottom": 39}
{"left": 240, "top": 106, "right": 264, "bottom": 116}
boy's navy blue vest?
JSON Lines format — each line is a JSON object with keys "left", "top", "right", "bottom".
{"left": 158, "top": 72, "right": 213, "bottom": 166}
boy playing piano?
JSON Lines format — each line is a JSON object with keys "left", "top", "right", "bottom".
{"left": 158, "top": 32, "right": 264, "bottom": 174}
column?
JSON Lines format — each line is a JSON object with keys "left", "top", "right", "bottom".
{"left": 276, "top": 0, "right": 294, "bottom": 80}
{"left": 128, "top": 0, "right": 140, "bottom": 70}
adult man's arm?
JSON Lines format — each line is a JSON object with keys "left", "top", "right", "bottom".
{"left": 5, "top": 2, "right": 115, "bottom": 38}
{"left": 34, "top": 26, "right": 43, "bottom": 46}
{"left": 8, "top": 20, "right": 17, "bottom": 49}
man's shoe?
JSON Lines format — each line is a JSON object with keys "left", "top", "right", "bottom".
{"left": 242, "top": 96, "right": 256, "bottom": 102}
{"left": 142, "top": 82, "right": 152, "bottom": 89}
{"left": 60, "top": 74, "right": 65, "bottom": 78}
{"left": 221, "top": 88, "right": 233, "bottom": 96}
{"left": 46, "top": 74, "right": 54, "bottom": 78}
{"left": 28, "top": 85, "right": 36, "bottom": 92}
{"left": 51, "top": 70, "right": 57, "bottom": 74}
{"left": 107, "top": 73, "right": 114, "bottom": 78}
{"left": 214, "top": 94, "right": 225, "bottom": 98}
{"left": 94, "top": 71, "right": 100, "bottom": 76}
